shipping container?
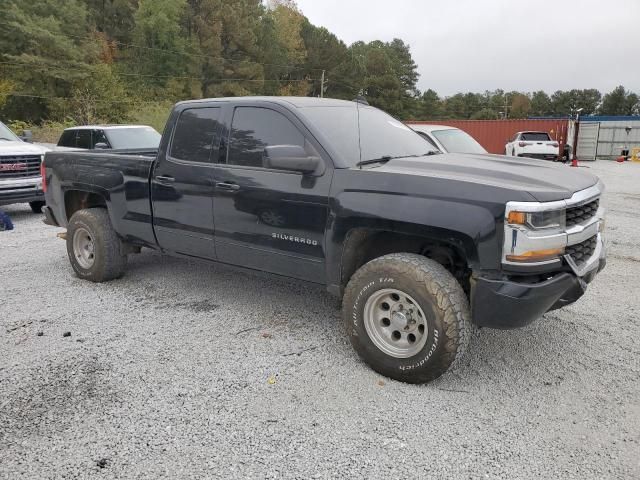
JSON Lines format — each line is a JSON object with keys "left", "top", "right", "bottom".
{"left": 406, "top": 119, "right": 569, "bottom": 156}
{"left": 580, "top": 117, "right": 640, "bottom": 160}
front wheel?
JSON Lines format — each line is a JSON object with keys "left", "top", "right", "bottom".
{"left": 66, "top": 208, "right": 127, "bottom": 282}
{"left": 343, "top": 253, "right": 471, "bottom": 384}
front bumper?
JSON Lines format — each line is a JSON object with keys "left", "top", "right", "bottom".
{"left": 471, "top": 234, "right": 606, "bottom": 329}
{"left": 0, "top": 177, "right": 44, "bottom": 206}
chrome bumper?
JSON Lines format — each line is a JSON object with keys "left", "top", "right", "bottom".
{"left": 0, "top": 176, "right": 44, "bottom": 205}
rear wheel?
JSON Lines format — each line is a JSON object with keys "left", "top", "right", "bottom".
{"left": 29, "top": 201, "right": 45, "bottom": 213}
{"left": 343, "top": 253, "right": 471, "bottom": 384}
{"left": 66, "top": 208, "right": 127, "bottom": 282}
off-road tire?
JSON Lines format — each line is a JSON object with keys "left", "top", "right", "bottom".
{"left": 66, "top": 208, "right": 127, "bottom": 282}
{"left": 343, "top": 253, "right": 471, "bottom": 383}
{"left": 29, "top": 201, "right": 45, "bottom": 213}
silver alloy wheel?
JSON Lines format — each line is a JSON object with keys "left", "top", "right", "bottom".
{"left": 363, "top": 288, "right": 429, "bottom": 358}
{"left": 72, "top": 227, "right": 96, "bottom": 269}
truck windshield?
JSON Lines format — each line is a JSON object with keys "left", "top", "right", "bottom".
{"left": 0, "top": 122, "right": 20, "bottom": 142}
{"left": 431, "top": 129, "right": 487, "bottom": 154}
{"left": 300, "top": 105, "right": 437, "bottom": 167}
{"left": 105, "top": 127, "right": 161, "bottom": 149}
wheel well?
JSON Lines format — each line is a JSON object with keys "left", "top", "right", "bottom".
{"left": 64, "top": 190, "right": 107, "bottom": 222}
{"left": 341, "top": 229, "right": 471, "bottom": 294}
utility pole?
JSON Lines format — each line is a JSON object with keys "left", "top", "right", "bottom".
{"left": 501, "top": 95, "right": 510, "bottom": 119}
{"left": 320, "top": 70, "right": 325, "bottom": 98}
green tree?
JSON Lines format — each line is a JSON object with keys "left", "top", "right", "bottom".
{"left": 66, "top": 64, "right": 130, "bottom": 124}
{"left": 83, "top": 0, "right": 138, "bottom": 43}
{"left": 413, "top": 89, "right": 443, "bottom": 119}
{"left": 131, "top": 0, "right": 190, "bottom": 91}
{"left": 600, "top": 86, "right": 639, "bottom": 115}
{"left": 551, "top": 89, "right": 602, "bottom": 115}
{"left": 530, "top": 90, "right": 552, "bottom": 116}
{"left": 186, "top": 0, "right": 264, "bottom": 97}
{"left": 266, "top": 0, "right": 309, "bottom": 96}
{"left": 471, "top": 108, "right": 499, "bottom": 120}
{"left": 300, "top": 20, "right": 350, "bottom": 98}
{"left": 510, "top": 93, "right": 531, "bottom": 118}
{"left": 0, "top": 0, "right": 101, "bottom": 121}
{"left": 343, "top": 39, "right": 419, "bottom": 118}
{"left": 0, "top": 79, "right": 14, "bottom": 109}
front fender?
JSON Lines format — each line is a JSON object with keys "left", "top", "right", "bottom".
{"left": 325, "top": 191, "right": 504, "bottom": 289}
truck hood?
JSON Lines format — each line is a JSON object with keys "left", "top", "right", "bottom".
{"left": 373, "top": 153, "right": 599, "bottom": 202}
{"left": 0, "top": 141, "right": 49, "bottom": 156}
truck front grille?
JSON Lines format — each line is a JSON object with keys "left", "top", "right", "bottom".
{"left": 566, "top": 199, "right": 599, "bottom": 228}
{"left": 0, "top": 155, "right": 42, "bottom": 179}
{"left": 566, "top": 235, "right": 597, "bottom": 268}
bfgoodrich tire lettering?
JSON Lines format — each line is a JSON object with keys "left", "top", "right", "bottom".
{"left": 66, "top": 208, "right": 127, "bottom": 282}
{"left": 343, "top": 253, "right": 471, "bottom": 383}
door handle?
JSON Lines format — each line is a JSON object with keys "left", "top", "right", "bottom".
{"left": 156, "top": 175, "right": 175, "bottom": 184}
{"left": 215, "top": 181, "right": 240, "bottom": 192}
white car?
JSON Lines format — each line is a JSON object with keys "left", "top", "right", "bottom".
{"left": 409, "top": 124, "right": 487, "bottom": 154}
{"left": 505, "top": 131, "right": 560, "bottom": 161}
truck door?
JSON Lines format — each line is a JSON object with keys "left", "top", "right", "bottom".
{"left": 151, "top": 105, "right": 222, "bottom": 259}
{"left": 212, "top": 104, "right": 333, "bottom": 283}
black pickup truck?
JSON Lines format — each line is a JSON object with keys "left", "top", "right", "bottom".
{"left": 42, "top": 97, "right": 606, "bottom": 383}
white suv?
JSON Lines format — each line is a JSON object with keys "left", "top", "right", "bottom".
{"left": 505, "top": 131, "right": 560, "bottom": 161}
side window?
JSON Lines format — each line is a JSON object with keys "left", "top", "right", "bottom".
{"left": 76, "top": 130, "right": 91, "bottom": 149}
{"left": 58, "top": 131, "right": 76, "bottom": 147}
{"left": 170, "top": 107, "right": 221, "bottom": 163}
{"left": 93, "top": 130, "right": 110, "bottom": 147}
{"left": 226, "top": 107, "right": 305, "bottom": 168}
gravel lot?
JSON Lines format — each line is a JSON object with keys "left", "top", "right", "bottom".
{"left": 1, "top": 161, "right": 639, "bottom": 479}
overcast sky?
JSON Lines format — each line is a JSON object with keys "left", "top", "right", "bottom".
{"left": 295, "top": 0, "right": 640, "bottom": 97}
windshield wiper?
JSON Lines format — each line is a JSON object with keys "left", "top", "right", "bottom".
{"left": 356, "top": 151, "right": 441, "bottom": 168}
{"left": 356, "top": 155, "right": 394, "bottom": 167}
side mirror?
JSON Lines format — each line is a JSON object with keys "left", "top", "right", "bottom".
{"left": 20, "top": 130, "right": 33, "bottom": 143}
{"left": 94, "top": 142, "right": 109, "bottom": 149}
{"left": 263, "top": 145, "right": 320, "bottom": 174}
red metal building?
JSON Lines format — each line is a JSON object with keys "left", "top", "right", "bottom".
{"left": 407, "top": 119, "right": 570, "bottom": 155}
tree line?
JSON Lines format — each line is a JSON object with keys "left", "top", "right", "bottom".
{"left": 0, "top": 0, "right": 638, "bottom": 130}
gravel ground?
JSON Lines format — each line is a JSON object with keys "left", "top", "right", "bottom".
{"left": 1, "top": 161, "right": 639, "bottom": 479}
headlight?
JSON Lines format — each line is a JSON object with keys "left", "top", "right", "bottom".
{"left": 503, "top": 203, "right": 567, "bottom": 265}
{"left": 507, "top": 209, "right": 566, "bottom": 230}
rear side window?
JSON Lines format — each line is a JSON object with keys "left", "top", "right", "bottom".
{"left": 76, "top": 130, "right": 91, "bottom": 149}
{"left": 226, "top": 107, "right": 305, "bottom": 168}
{"left": 170, "top": 107, "right": 221, "bottom": 162}
{"left": 93, "top": 130, "right": 110, "bottom": 147}
{"left": 58, "top": 131, "right": 76, "bottom": 147}
{"left": 521, "top": 132, "right": 551, "bottom": 141}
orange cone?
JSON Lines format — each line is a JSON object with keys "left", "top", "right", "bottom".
{"left": 616, "top": 156, "right": 625, "bottom": 163}
{"left": 571, "top": 157, "right": 579, "bottom": 167}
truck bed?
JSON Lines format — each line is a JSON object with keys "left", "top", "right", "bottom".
{"left": 44, "top": 149, "right": 158, "bottom": 247}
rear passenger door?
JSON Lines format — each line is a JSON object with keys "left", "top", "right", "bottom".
{"left": 151, "top": 104, "right": 223, "bottom": 259}
{"left": 211, "top": 103, "right": 333, "bottom": 283}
